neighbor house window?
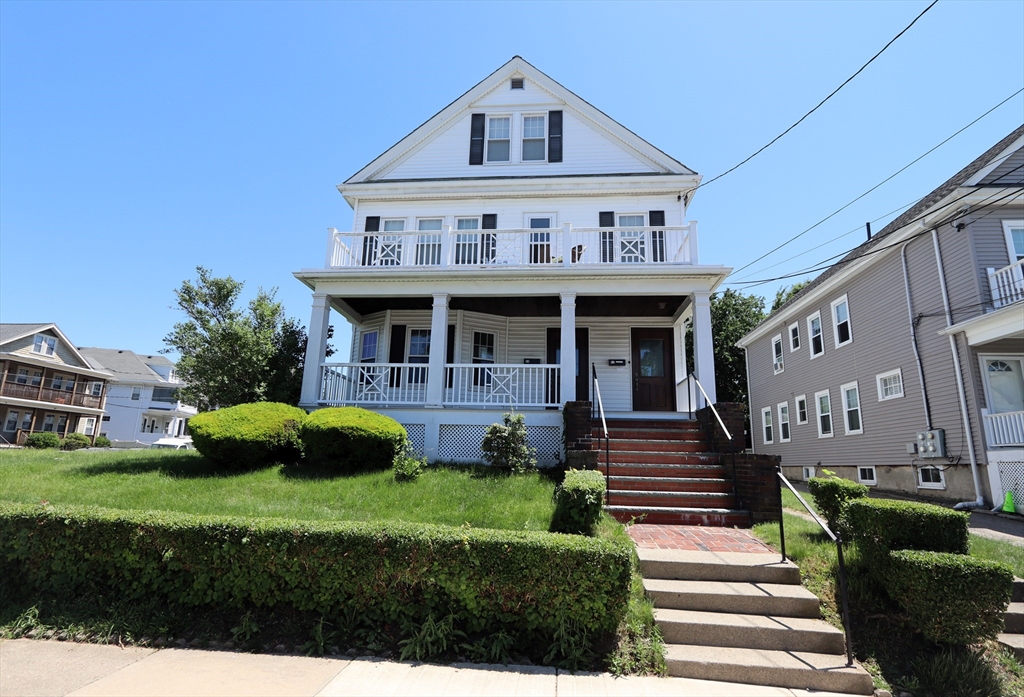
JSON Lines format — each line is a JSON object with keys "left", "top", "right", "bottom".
{"left": 42, "top": 414, "right": 55, "bottom": 432}
{"left": 789, "top": 322, "right": 800, "bottom": 351}
{"left": 876, "top": 369, "right": 904, "bottom": 401}
{"left": 83, "top": 418, "right": 96, "bottom": 436}
{"left": 762, "top": 407, "right": 773, "bottom": 444}
{"left": 1003, "top": 220, "right": 1024, "bottom": 262}
{"left": 20, "top": 412, "right": 33, "bottom": 431}
{"left": 832, "top": 295, "right": 852, "bottom": 347}
{"left": 521, "top": 115, "right": 546, "bottom": 161}
{"left": 778, "top": 402, "right": 791, "bottom": 442}
{"left": 4, "top": 411, "right": 19, "bottom": 432}
{"left": 56, "top": 415, "right": 67, "bottom": 433}
{"left": 808, "top": 312, "right": 824, "bottom": 358}
{"left": 15, "top": 368, "right": 29, "bottom": 384}
{"left": 772, "top": 335, "right": 784, "bottom": 374}
{"left": 795, "top": 395, "right": 808, "bottom": 424}
{"left": 815, "top": 390, "right": 833, "bottom": 437}
{"left": 918, "top": 466, "right": 945, "bottom": 489}
{"left": 131, "top": 386, "right": 142, "bottom": 401}
{"left": 858, "top": 466, "right": 877, "bottom": 486}
{"left": 359, "top": 330, "right": 378, "bottom": 363}
{"left": 87, "top": 382, "right": 102, "bottom": 397}
{"left": 50, "top": 375, "right": 65, "bottom": 391}
{"left": 487, "top": 116, "right": 511, "bottom": 162}
{"left": 802, "top": 466, "right": 816, "bottom": 480}
{"left": 841, "top": 382, "right": 862, "bottom": 434}
{"left": 32, "top": 334, "right": 57, "bottom": 356}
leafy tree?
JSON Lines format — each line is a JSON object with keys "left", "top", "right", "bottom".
{"left": 164, "top": 267, "right": 326, "bottom": 410}
{"left": 771, "top": 280, "right": 811, "bottom": 313}
{"left": 685, "top": 289, "right": 766, "bottom": 406}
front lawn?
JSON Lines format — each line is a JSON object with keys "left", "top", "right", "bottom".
{"left": 0, "top": 448, "right": 555, "bottom": 531}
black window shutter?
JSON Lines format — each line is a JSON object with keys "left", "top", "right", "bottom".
{"left": 362, "top": 216, "right": 381, "bottom": 266}
{"left": 649, "top": 211, "right": 666, "bottom": 262}
{"left": 482, "top": 214, "right": 497, "bottom": 229}
{"left": 649, "top": 210, "right": 665, "bottom": 226}
{"left": 548, "top": 110, "right": 563, "bottom": 163}
{"left": 469, "top": 114, "right": 485, "bottom": 165}
{"left": 599, "top": 212, "right": 615, "bottom": 227}
{"left": 388, "top": 325, "right": 406, "bottom": 387}
{"left": 482, "top": 214, "right": 497, "bottom": 262}
{"left": 446, "top": 325, "right": 456, "bottom": 388}
{"left": 599, "top": 212, "right": 615, "bottom": 263}
{"left": 365, "top": 216, "right": 380, "bottom": 232}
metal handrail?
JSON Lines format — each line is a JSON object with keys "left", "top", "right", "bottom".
{"left": 690, "top": 373, "right": 731, "bottom": 441}
{"left": 591, "top": 364, "right": 611, "bottom": 505}
{"left": 775, "top": 467, "right": 854, "bottom": 667}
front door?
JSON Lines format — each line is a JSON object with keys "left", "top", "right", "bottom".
{"left": 631, "top": 328, "right": 675, "bottom": 411}
{"left": 546, "top": 327, "right": 590, "bottom": 404}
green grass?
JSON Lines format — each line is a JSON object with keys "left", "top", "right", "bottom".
{"left": 0, "top": 448, "right": 555, "bottom": 531}
{"left": 782, "top": 487, "right": 820, "bottom": 516}
{"left": 970, "top": 534, "right": 1024, "bottom": 579}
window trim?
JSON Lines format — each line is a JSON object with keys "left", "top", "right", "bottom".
{"left": 131, "top": 386, "right": 142, "bottom": 401}
{"left": 406, "top": 328, "right": 432, "bottom": 364}
{"left": 978, "top": 353, "right": 1024, "bottom": 415}
{"left": 359, "top": 329, "right": 379, "bottom": 363}
{"left": 841, "top": 381, "right": 863, "bottom": 435}
{"left": 32, "top": 334, "right": 57, "bottom": 356}
{"left": 778, "top": 401, "right": 791, "bottom": 442}
{"left": 795, "top": 394, "right": 808, "bottom": 424}
{"left": 761, "top": 407, "right": 774, "bottom": 445}
{"left": 802, "top": 465, "right": 816, "bottom": 481}
{"left": 831, "top": 295, "right": 853, "bottom": 348}
{"left": 788, "top": 322, "right": 800, "bottom": 352}
{"left": 485, "top": 114, "right": 512, "bottom": 164}
{"left": 808, "top": 312, "right": 824, "bottom": 359}
{"left": 917, "top": 465, "right": 946, "bottom": 490}
{"left": 815, "top": 389, "right": 833, "bottom": 438}
{"left": 876, "top": 368, "right": 904, "bottom": 401}
{"left": 4, "top": 410, "right": 19, "bottom": 432}
{"left": 1002, "top": 219, "right": 1024, "bottom": 263}
{"left": 772, "top": 334, "right": 784, "bottom": 374}
{"left": 857, "top": 465, "right": 877, "bottom": 486}
{"left": 520, "top": 113, "right": 547, "bottom": 163}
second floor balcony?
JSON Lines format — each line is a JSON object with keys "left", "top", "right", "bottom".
{"left": 323, "top": 223, "right": 699, "bottom": 271}
{"left": 988, "top": 259, "right": 1024, "bottom": 308}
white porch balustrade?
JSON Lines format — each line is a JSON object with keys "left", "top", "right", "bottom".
{"left": 983, "top": 410, "right": 1024, "bottom": 447}
{"left": 987, "top": 259, "right": 1024, "bottom": 308}
{"left": 325, "top": 224, "right": 698, "bottom": 270}
{"left": 320, "top": 363, "right": 428, "bottom": 406}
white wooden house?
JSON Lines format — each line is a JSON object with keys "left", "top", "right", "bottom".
{"left": 295, "top": 57, "right": 729, "bottom": 463}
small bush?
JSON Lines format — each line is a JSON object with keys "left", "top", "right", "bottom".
{"left": 189, "top": 402, "right": 306, "bottom": 467}
{"left": 886, "top": 549, "right": 1013, "bottom": 644}
{"left": 300, "top": 407, "right": 406, "bottom": 471}
{"left": 845, "top": 498, "right": 969, "bottom": 574}
{"left": 550, "top": 469, "right": 605, "bottom": 536}
{"left": 807, "top": 475, "right": 867, "bottom": 531}
{"left": 60, "top": 433, "right": 91, "bottom": 451}
{"left": 482, "top": 413, "right": 536, "bottom": 474}
{"left": 393, "top": 444, "right": 425, "bottom": 483}
{"left": 93, "top": 435, "right": 112, "bottom": 448}
{"left": 903, "top": 646, "right": 1007, "bottom": 697}
{"left": 24, "top": 433, "right": 60, "bottom": 449}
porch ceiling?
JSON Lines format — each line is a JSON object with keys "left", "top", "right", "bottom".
{"left": 341, "top": 295, "right": 688, "bottom": 317}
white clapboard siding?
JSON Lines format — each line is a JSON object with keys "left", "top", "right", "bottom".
{"left": 470, "top": 77, "right": 559, "bottom": 108}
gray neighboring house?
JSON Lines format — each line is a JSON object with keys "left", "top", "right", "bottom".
{"left": 737, "top": 126, "right": 1024, "bottom": 508}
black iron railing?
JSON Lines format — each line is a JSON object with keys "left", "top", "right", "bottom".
{"left": 776, "top": 468, "right": 854, "bottom": 667}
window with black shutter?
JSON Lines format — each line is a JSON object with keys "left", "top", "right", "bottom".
{"left": 649, "top": 210, "right": 666, "bottom": 262}
{"left": 469, "top": 114, "right": 485, "bottom": 165}
{"left": 599, "top": 211, "right": 615, "bottom": 263}
{"left": 548, "top": 111, "right": 562, "bottom": 163}
{"left": 362, "top": 216, "right": 380, "bottom": 266}
{"left": 482, "top": 214, "right": 497, "bottom": 262}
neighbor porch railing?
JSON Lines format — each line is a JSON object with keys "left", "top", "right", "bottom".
{"left": 319, "top": 363, "right": 428, "bottom": 406}
{"left": 326, "top": 223, "right": 698, "bottom": 270}
{"left": 444, "top": 364, "right": 560, "bottom": 408}
{"left": 988, "top": 259, "right": 1024, "bottom": 308}
{"left": 983, "top": 409, "right": 1024, "bottom": 447}
{"left": 1, "top": 377, "right": 103, "bottom": 408}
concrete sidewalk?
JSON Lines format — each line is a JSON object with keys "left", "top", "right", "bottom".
{"left": 0, "top": 639, "right": 865, "bottom": 697}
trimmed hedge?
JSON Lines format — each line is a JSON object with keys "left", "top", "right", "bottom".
{"left": 60, "top": 433, "right": 91, "bottom": 451}
{"left": 550, "top": 469, "right": 606, "bottom": 536}
{"left": 94, "top": 435, "right": 112, "bottom": 448}
{"left": 806, "top": 476, "right": 867, "bottom": 531}
{"left": 189, "top": 402, "right": 306, "bottom": 467}
{"left": 886, "top": 549, "right": 1013, "bottom": 644}
{"left": 300, "top": 407, "right": 407, "bottom": 471}
{"left": 0, "top": 502, "right": 632, "bottom": 657}
{"left": 24, "top": 432, "right": 60, "bottom": 449}
{"left": 844, "top": 498, "right": 969, "bottom": 573}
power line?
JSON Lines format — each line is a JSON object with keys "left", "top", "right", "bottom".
{"left": 697, "top": 0, "right": 939, "bottom": 190}
{"left": 727, "top": 87, "right": 1024, "bottom": 279}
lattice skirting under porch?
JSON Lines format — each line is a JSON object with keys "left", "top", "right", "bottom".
{"left": 402, "top": 424, "right": 426, "bottom": 455}
{"left": 436, "top": 423, "right": 562, "bottom": 464}
{"left": 998, "top": 460, "right": 1024, "bottom": 504}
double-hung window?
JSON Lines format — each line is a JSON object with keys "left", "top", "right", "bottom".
{"left": 618, "top": 214, "right": 646, "bottom": 263}
{"left": 42, "top": 414, "right": 55, "bottom": 432}
{"left": 407, "top": 329, "right": 431, "bottom": 383}
{"left": 521, "top": 115, "right": 546, "bottom": 161}
{"left": 789, "top": 322, "right": 800, "bottom": 351}
{"left": 472, "top": 331, "right": 495, "bottom": 386}
{"left": 778, "top": 402, "right": 791, "bottom": 442}
{"left": 876, "top": 369, "right": 903, "bottom": 401}
{"left": 795, "top": 395, "right": 808, "bottom": 424}
{"left": 87, "top": 382, "right": 102, "bottom": 397}
{"left": 360, "top": 330, "right": 378, "bottom": 364}
{"left": 772, "top": 335, "right": 784, "bottom": 374}
{"left": 83, "top": 417, "right": 96, "bottom": 436}
{"left": 20, "top": 411, "right": 33, "bottom": 431}
{"left": 377, "top": 219, "right": 405, "bottom": 266}
{"left": 454, "top": 217, "right": 482, "bottom": 265}
{"left": 832, "top": 295, "right": 852, "bottom": 347}
{"left": 918, "top": 466, "right": 945, "bottom": 489}
{"left": 4, "top": 411, "right": 19, "bottom": 432}
{"left": 33, "top": 334, "right": 56, "bottom": 356}
{"left": 1003, "top": 220, "right": 1024, "bottom": 262}
{"left": 841, "top": 382, "right": 862, "bottom": 434}
{"left": 416, "top": 219, "right": 443, "bottom": 266}
{"left": 486, "top": 117, "right": 511, "bottom": 162}
{"left": 761, "top": 407, "right": 773, "bottom": 444}
{"left": 131, "top": 386, "right": 142, "bottom": 401}
{"left": 858, "top": 466, "right": 877, "bottom": 486}
{"left": 815, "top": 389, "right": 833, "bottom": 437}
{"left": 808, "top": 312, "right": 824, "bottom": 358}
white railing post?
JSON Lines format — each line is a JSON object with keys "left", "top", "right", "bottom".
{"left": 563, "top": 223, "right": 573, "bottom": 268}
{"left": 440, "top": 225, "right": 452, "bottom": 269}
{"left": 325, "top": 228, "right": 338, "bottom": 268}
{"left": 299, "top": 293, "right": 331, "bottom": 408}
{"left": 689, "top": 221, "right": 699, "bottom": 265}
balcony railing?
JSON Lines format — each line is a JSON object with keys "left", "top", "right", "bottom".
{"left": 0, "top": 379, "right": 102, "bottom": 409}
{"left": 318, "top": 363, "right": 561, "bottom": 408}
{"left": 325, "top": 224, "right": 698, "bottom": 270}
{"left": 983, "top": 410, "right": 1024, "bottom": 447}
{"left": 988, "top": 259, "right": 1024, "bottom": 309}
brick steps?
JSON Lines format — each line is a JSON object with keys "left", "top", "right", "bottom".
{"left": 605, "top": 462, "right": 724, "bottom": 477}
{"left": 608, "top": 476, "right": 733, "bottom": 493}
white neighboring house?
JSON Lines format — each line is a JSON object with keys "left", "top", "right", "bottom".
{"left": 294, "top": 57, "right": 729, "bottom": 464}
{"left": 78, "top": 348, "right": 197, "bottom": 446}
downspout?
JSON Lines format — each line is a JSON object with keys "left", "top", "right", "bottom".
{"left": 931, "top": 230, "right": 984, "bottom": 509}
{"left": 901, "top": 240, "right": 932, "bottom": 429}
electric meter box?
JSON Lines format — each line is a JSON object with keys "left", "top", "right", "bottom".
{"left": 915, "top": 429, "right": 946, "bottom": 459}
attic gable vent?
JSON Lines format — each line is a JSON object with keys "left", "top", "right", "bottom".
{"left": 510, "top": 77, "right": 524, "bottom": 90}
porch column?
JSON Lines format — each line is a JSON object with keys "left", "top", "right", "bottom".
{"left": 425, "top": 293, "right": 450, "bottom": 408}
{"left": 299, "top": 293, "right": 331, "bottom": 408}
{"left": 560, "top": 292, "right": 577, "bottom": 405}
{"left": 674, "top": 314, "right": 689, "bottom": 412}
{"left": 692, "top": 291, "right": 717, "bottom": 405}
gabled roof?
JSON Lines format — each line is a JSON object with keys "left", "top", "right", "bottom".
{"left": 0, "top": 322, "right": 97, "bottom": 369}
{"left": 78, "top": 347, "right": 175, "bottom": 383}
{"left": 738, "top": 124, "right": 1024, "bottom": 347}
{"left": 344, "top": 56, "right": 697, "bottom": 186}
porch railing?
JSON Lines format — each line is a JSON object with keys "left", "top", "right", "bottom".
{"left": 326, "top": 224, "right": 698, "bottom": 270}
{"left": 988, "top": 259, "right": 1024, "bottom": 308}
{"left": 444, "top": 364, "right": 560, "bottom": 408}
{"left": 983, "top": 410, "right": 1024, "bottom": 447}
{"left": 319, "top": 363, "right": 428, "bottom": 406}
{"left": 1, "top": 379, "right": 103, "bottom": 408}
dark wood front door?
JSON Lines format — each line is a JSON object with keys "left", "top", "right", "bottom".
{"left": 546, "top": 327, "right": 590, "bottom": 404}
{"left": 631, "top": 328, "right": 675, "bottom": 411}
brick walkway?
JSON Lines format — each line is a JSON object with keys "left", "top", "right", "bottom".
{"left": 628, "top": 524, "right": 776, "bottom": 553}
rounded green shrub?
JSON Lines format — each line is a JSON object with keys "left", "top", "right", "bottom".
{"left": 189, "top": 402, "right": 306, "bottom": 467}
{"left": 94, "top": 435, "right": 112, "bottom": 448}
{"left": 807, "top": 476, "right": 868, "bottom": 531}
{"left": 24, "top": 432, "right": 60, "bottom": 449}
{"left": 482, "top": 413, "right": 536, "bottom": 474}
{"left": 60, "top": 433, "right": 91, "bottom": 451}
{"left": 300, "top": 407, "right": 406, "bottom": 470}
{"left": 550, "top": 469, "right": 606, "bottom": 536}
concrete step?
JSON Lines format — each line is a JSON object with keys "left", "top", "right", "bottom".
{"left": 607, "top": 505, "right": 750, "bottom": 527}
{"left": 644, "top": 578, "right": 821, "bottom": 618}
{"left": 655, "top": 607, "right": 846, "bottom": 653}
{"left": 663, "top": 644, "right": 874, "bottom": 695}
{"left": 608, "top": 476, "right": 733, "bottom": 493}
{"left": 638, "top": 548, "right": 800, "bottom": 585}
{"left": 1006, "top": 602, "right": 1024, "bottom": 634}
{"left": 605, "top": 462, "right": 724, "bottom": 477}
{"left": 999, "top": 632, "right": 1024, "bottom": 660}
{"left": 608, "top": 490, "right": 736, "bottom": 508}
{"left": 1013, "top": 576, "right": 1024, "bottom": 603}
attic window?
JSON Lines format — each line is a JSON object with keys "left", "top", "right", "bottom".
{"left": 510, "top": 78, "right": 524, "bottom": 90}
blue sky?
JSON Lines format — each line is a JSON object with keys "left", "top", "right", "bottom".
{"left": 2, "top": 1, "right": 1022, "bottom": 359}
